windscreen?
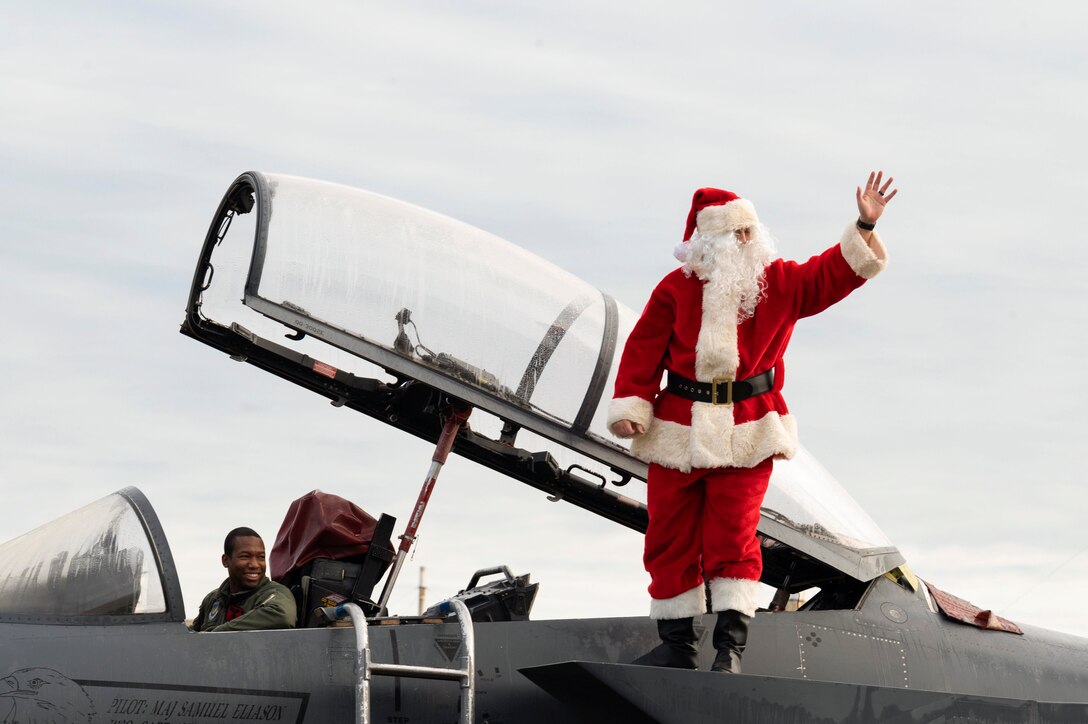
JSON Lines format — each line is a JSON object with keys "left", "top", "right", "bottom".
{"left": 0, "top": 493, "right": 167, "bottom": 616}
{"left": 765, "top": 447, "right": 892, "bottom": 553}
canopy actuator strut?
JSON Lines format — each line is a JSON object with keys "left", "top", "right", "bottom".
{"left": 377, "top": 401, "right": 473, "bottom": 612}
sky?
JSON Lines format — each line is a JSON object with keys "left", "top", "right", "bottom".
{"left": 2, "top": 1, "right": 1088, "bottom": 639}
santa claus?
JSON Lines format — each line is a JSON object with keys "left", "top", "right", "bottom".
{"left": 609, "top": 171, "right": 897, "bottom": 672}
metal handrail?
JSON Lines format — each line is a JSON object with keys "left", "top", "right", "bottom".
{"left": 324, "top": 600, "right": 476, "bottom": 724}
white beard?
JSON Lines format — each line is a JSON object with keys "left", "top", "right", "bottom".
{"left": 675, "top": 226, "right": 778, "bottom": 321}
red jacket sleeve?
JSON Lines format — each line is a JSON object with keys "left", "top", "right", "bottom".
{"left": 608, "top": 278, "right": 676, "bottom": 428}
{"left": 783, "top": 223, "right": 888, "bottom": 320}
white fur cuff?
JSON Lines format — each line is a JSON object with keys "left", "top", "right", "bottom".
{"left": 839, "top": 222, "right": 888, "bottom": 280}
{"left": 607, "top": 396, "right": 654, "bottom": 434}
{"left": 649, "top": 583, "right": 707, "bottom": 620}
{"left": 709, "top": 577, "right": 761, "bottom": 617}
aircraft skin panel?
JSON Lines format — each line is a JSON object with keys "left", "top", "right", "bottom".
{"left": 4, "top": 591, "right": 1088, "bottom": 723}
{"left": 745, "top": 575, "right": 1088, "bottom": 698}
{"left": 0, "top": 617, "right": 662, "bottom": 724}
{"left": 794, "top": 621, "right": 909, "bottom": 689}
{"left": 519, "top": 661, "right": 1088, "bottom": 724}
{"left": 925, "top": 617, "right": 1088, "bottom": 704}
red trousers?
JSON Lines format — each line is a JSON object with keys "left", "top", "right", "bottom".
{"left": 644, "top": 458, "right": 773, "bottom": 602}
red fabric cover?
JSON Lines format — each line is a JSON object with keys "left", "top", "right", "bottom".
{"left": 684, "top": 188, "right": 741, "bottom": 241}
{"left": 924, "top": 581, "right": 1024, "bottom": 635}
{"left": 616, "top": 245, "right": 866, "bottom": 433}
{"left": 270, "top": 490, "right": 380, "bottom": 582}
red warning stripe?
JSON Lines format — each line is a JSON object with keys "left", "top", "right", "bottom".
{"left": 313, "top": 360, "right": 337, "bottom": 379}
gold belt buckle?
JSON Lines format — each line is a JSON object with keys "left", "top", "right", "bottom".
{"left": 711, "top": 375, "right": 734, "bottom": 406}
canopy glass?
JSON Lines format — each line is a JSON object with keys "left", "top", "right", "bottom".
{"left": 0, "top": 491, "right": 167, "bottom": 618}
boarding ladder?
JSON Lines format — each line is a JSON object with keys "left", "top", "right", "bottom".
{"left": 325, "top": 600, "right": 476, "bottom": 724}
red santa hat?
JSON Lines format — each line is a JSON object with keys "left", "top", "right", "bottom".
{"left": 682, "top": 187, "right": 760, "bottom": 241}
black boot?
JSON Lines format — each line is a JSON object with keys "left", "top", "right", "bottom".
{"left": 710, "top": 610, "right": 749, "bottom": 673}
{"left": 632, "top": 617, "right": 698, "bottom": 669}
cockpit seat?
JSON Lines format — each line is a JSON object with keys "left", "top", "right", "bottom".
{"left": 270, "top": 490, "right": 396, "bottom": 626}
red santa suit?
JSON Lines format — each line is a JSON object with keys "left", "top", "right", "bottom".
{"left": 608, "top": 189, "right": 887, "bottom": 620}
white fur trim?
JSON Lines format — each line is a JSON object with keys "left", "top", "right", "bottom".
{"left": 696, "top": 199, "right": 759, "bottom": 235}
{"left": 608, "top": 396, "right": 654, "bottom": 434}
{"left": 632, "top": 417, "right": 695, "bottom": 473}
{"left": 709, "top": 577, "right": 761, "bottom": 617}
{"left": 732, "top": 412, "right": 798, "bottom": 466}
{"left": 689, "top": 403, "right": 735, "bottom": 469}
{"left": 839, "top": 222, "right": 888, "bottom": 280}
{"left": 631, "top": 412, "right": 797, "bottom": 473}
{"left": 649, "top": 582, "right": 707, "bottom": 620}
{"left": 694, "top": 271, "right": 740, "bottom": 382}
{"left": 673, "top": 241, "right": 689, "bottom": 262}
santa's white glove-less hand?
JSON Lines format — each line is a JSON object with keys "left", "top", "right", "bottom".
{"left": 611, "top": 419, "right": 644, "bottom": 438}
{"left": 856, "top": 170, "right": 897, "bottom": 225}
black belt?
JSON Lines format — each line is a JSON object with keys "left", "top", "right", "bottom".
{"left": 666, "top": 369, "right": 774, "bottom": 406}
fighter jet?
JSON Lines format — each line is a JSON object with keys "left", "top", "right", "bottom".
{"left": 1, "top": 171, "right": 1087, "bottom": 723}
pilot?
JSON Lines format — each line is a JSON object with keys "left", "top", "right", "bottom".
{"left": 609, "top": 172, "right": 896, "bottom": 672}
{"left": 190, "top": 527, "right": 297, "bottom": 632}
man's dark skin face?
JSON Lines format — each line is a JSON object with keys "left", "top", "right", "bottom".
{"left": 222, "top": 536, "right": 267, "bottom": 594}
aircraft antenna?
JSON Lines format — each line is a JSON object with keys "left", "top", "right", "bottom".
{"left": 999, "top": 540, "right": 1088, "bottom": 616}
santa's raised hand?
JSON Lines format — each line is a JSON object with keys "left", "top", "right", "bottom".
{"left": 856, "top": 170, "right": 897, "bottom": 225}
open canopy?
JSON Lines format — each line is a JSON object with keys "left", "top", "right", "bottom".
{"left": 236, "top": 172, "right": 631, "bottom": 471}
{"left": 182, "top": 172, "right": 902, "bottom": 586}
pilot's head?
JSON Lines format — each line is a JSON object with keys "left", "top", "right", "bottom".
{"left": 222, "top": 527, "right": 267, "bottom": 593}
